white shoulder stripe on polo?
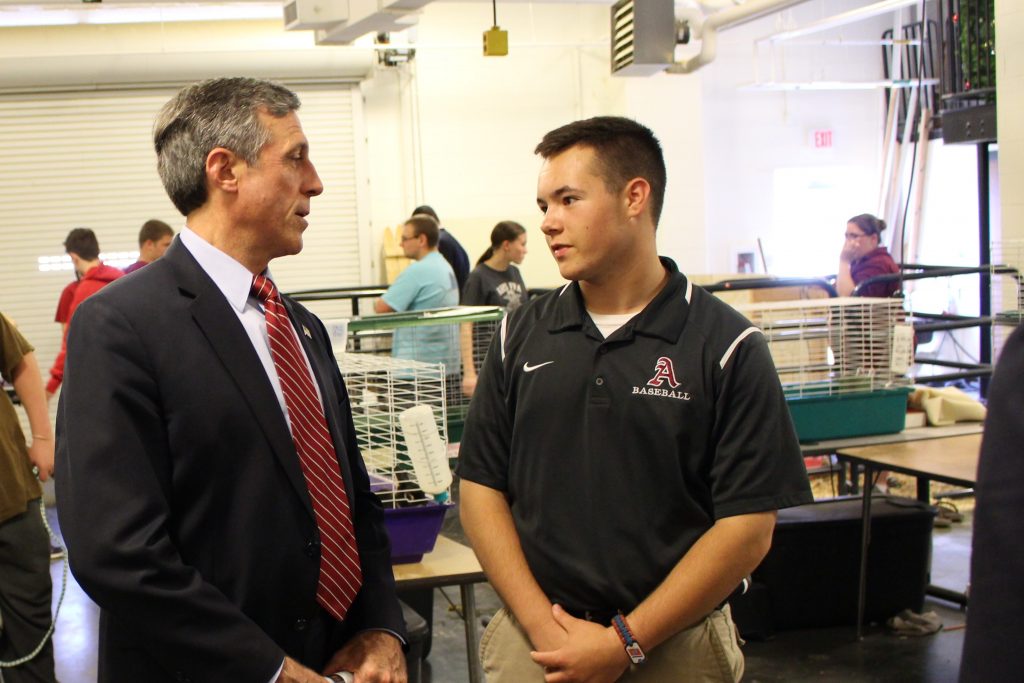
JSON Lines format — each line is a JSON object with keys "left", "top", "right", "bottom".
{"left": 685, "top": 278, "right": 692, "bottom": 303}
{"left": 720, "top": 327, "right": 762, "bottom": 369}
{"left": 500, "top": 313, "right": 509, "bottom": 363}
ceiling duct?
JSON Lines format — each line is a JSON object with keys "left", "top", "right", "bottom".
{"left": 296, "top": 0, "right": 431, "bottom": 45}
{"left": 283, "top": 0, "right": 348, "bottom": 30}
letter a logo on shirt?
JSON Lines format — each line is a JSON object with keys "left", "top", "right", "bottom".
{"left": 647, "top": 357, "right": 680, "bottom": 388}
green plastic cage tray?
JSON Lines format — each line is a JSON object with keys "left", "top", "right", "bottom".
{"left": 785, "top": 386, "right": 912, "bottom": 443}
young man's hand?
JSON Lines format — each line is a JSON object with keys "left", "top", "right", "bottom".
{"left": 529, "top": 605, "right": 629, "bottom": 683}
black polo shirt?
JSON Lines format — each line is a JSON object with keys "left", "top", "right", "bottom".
{"left": 458, "top": 258, "right": 812, "bottom": 614}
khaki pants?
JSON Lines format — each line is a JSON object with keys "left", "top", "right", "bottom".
{"left": 479, "top": 605, "right": 744, "bottom": 683}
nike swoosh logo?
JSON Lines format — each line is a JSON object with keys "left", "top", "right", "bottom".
{"left": 523, "top": 361, "right": 555, "bottom": 373}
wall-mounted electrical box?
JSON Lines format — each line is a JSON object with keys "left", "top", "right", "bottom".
{"left": 483, "top": 26, "right": 508, "bottom": 56}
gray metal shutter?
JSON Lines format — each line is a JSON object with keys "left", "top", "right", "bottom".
{"left": 0, "top": 83, "right": 366, "bottom": 414}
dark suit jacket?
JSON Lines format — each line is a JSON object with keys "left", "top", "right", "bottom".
{"left": 55, "top": 239, "right": 405, "bottom": 683}
{"left": 960, "top": 323, "right": 1024, "bottom": 682}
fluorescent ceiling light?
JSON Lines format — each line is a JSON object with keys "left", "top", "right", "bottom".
{"left": 0, "top": 2, "right": 280, "bottom": 28}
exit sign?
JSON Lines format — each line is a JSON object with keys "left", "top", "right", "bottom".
{"left": 813, "top": 129, "right": 834, "bottom": 148}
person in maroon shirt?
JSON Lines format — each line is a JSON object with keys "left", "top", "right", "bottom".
{"left": 837, "top": 213, "right": 900, "bottom": 297}
{"left": 123, "top": 219, "right": 174, "bottom": 274}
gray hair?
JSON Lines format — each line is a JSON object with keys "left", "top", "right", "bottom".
{"left": 154, "top": 77, "right": 301, "bottom": 216}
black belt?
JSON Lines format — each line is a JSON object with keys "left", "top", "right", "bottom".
{"left": 562, "top": 579, "right": 749, "bottom": 625}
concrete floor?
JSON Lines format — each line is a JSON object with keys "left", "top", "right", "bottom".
{"left": 34, "top": 490, "right": 972, "bottom": 683}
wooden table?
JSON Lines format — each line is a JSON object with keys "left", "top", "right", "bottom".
{"left": 836, "top": 433, "right": 982, "bottom": 638}
{"left": 393, "top": 536, "right": 487, "bottom": 683}
{"left": 801, "top": 423, "right": 983, "bottom": 496}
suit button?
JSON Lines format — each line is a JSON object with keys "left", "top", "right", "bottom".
{"left": 295, "top": 618, "right": 309, "bottom": 631}
{"left": 174, "top": 672, "right": 191, "bottom": 683}
{"left": 305, "top": 539, "right": 320, "bottom": 558}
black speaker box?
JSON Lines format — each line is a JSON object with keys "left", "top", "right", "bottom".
{"left": 731, "top": 496, "right": 935, "bottom": 635}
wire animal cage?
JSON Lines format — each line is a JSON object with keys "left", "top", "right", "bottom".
{"left": 991, "top": 240, "right": 1024, "bottom": 322}
{"left": 337, "top": 353, "right": 453, "bottom": 563}
{"left": 736, "top": 297, "right": 915, "bottom": 442}
{"left": 341, "top": 306, "right": 505, "bottom": 442}
{"left": 990, "top": 240, "right": 1024, "bottom": 365}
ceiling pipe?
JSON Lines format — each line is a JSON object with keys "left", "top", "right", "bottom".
{"left": 758, "top": 0, "right": 922, "bottom": 43}
{"left": 667, "top": 0, "right": 811, "bottom": 74}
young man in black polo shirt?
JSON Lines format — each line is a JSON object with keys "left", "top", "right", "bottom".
{"left": 458, "top": 117, "right": 812, "bottom": 682}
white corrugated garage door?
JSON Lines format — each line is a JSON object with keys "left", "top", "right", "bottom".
{"left": 0, "top": 82, "right": 369, "bottom": 416}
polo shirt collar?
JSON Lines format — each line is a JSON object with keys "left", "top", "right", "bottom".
{"left": 548, "top": 257, "right": 690, "bottom": 343}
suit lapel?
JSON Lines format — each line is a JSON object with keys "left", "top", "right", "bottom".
{"left": 164, "top": 242, "right": 315, "bottom": 518}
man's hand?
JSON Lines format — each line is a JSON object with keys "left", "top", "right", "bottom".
{"left": 529, "top": 605, "right": 629, "bottom": 683}
{"left": 28, "top": 437, "right": 54, "bottom": 482}
{"left": 322, "top": 631, "right": 406, "bottom": 683}
{"left": 277, "top": 656, "right": 328, "bottom": 683}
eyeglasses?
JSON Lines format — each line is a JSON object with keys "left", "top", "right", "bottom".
{"left": 845, "top": 231, "right": 868, "bottom": 241}
{"left": 400, "top": 234, "right": 417, "bottom": 243}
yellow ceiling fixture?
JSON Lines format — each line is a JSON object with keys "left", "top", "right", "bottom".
{"left": 482, "top": 0, "right": 507, "bottom": 57}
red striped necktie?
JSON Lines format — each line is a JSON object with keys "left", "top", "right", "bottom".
{"left": 251, "top": 274, "right": 362, "bottom": 620}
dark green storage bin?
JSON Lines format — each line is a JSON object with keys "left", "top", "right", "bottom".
{"left": 785, "top": 387, "right": 912, "bottom": 443}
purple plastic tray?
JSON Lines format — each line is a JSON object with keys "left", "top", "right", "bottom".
{"left": 384, "top": 502, "right": 453, "bottom": 564}
{"left": 368, "top": 472, "right": 395, "bottom": 493}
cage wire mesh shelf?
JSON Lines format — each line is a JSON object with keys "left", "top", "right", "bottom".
{"left": 991, "top": 240, "right": 1024, "bottom": 339}
{"left": 338, "top": 353, "right": 453, "bottom": 563}
{"left": 339, "top": 306, "right": 505, "bottom": 443}
{"left": 736, "top": 297, "right": 914, "bottom": 442}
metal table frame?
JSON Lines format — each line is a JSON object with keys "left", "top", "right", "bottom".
{"left": 835, "top": 433, "right": 982, "bottom": 638}
{"left": 393, "top": 535, "right": 487, "bottom": 683}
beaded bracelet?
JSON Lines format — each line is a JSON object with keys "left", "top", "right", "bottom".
{"left": 611, "top": 613, "right": 646, "bottom": 665}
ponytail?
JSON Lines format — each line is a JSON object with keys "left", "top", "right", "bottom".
{"left": 477, "top": 220, "right": 526, "bottom": 266}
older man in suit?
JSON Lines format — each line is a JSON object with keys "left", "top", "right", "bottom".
{"left": 55, "top": 78, "right": 406, "bottom": 683}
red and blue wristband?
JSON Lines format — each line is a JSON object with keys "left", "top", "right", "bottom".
{"left": 611, "top": 613, "right": 646, "bottom": 665}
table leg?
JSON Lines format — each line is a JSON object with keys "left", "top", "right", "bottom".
{"left": 857, "top": 464, "right": 874, "bottom": 640}
{"left": 916, "top": 476, "right": 931, "bottom": 503}
{"left": 461, "top": 584, "right": 483, "bottom": 683}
